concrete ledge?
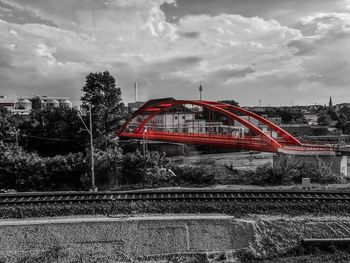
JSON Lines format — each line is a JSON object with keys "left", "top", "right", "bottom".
{"left": 0, "top": 214, "right": 254, "bottom": 262}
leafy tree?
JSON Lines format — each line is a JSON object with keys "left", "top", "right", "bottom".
{"left": 0, "top": 106, "right": 12, "bottom": 141}
{"left": 335, "top": 113, "right": 347, "bottom": 133}
{"left": 120, "top": 150, "right": 169, "bottom": 186}
{"left": 328, "top": 108, "right": 339, "bottom": 121}
{"left": 218, "top": 100, "right": 239, "bottom": 106}
{"left": 0, "top": 141, "right": 123, "bottom": 191}
{"left": 19, "top": 107, "right": 88, "bottom": 156}
{"left": 81, "top": 71, "right": 127, "bottom": 141}
{"left": 274, "top": 108, "right": 305, "bottom": 124}
{"left": 317, "top": 111, "right": 332, "bottom": 126}
{"left": 0, "top": 106, "right": 24, "bottom": 144}
{"left": 31, "top": 97, "right": 45, "bottom": 111}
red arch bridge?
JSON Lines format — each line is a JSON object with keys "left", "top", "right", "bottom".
{"left": 117, "top": 98, "right": 335, "bottom": 153}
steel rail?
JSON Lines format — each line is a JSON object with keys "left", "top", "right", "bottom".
{"left": 1, "top": 189, "right": 350, "bottom": 205}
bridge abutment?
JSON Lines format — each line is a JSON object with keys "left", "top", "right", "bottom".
{"left": 274, "top": 150, "right": 347, "bottom": 177}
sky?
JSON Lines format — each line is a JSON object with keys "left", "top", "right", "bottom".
{"left": 1, "top": 0, "right": 350, "bottom": 106}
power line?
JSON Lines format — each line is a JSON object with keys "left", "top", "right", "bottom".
{"left": 21, "top": 134, "right": 78, "bottom": 142}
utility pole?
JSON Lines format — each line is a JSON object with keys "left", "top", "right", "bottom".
{"left": 78, "top": 105, "right": 97, "bottom": 192}
{"left": 89, "top": 104, "right": 96, "bottom": 191}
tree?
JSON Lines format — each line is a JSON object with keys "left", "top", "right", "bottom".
{"left": 0, "top": 106, "right": 24, "bottom": 144}
{"left": 218, "top": 100, "right": 239, "bottom": 106}
{"left": 19, "top": 107, "right": 88, "bottom": 156}
{"left": 317, "top": 111, "right": 332, "bottom": 126}
{"left": 81, "top": 71, "right": 127, "bottom": 141}
{"left": 0, "top": 106, "right": 12, "bottom": 141}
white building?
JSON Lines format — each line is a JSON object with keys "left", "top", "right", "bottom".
{"left": 140, "top": 105, "right": 195, "bottom": 133}
{"left": 0, "top": 95, "right": 73, "bottom": 115}
{"left": 234, "top": 116, "right": 280, "bottom": 138}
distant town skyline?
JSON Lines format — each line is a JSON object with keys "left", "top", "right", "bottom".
{"left": 1, "top": 0, "right": 350, "bottom": 106}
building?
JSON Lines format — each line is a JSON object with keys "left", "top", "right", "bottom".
{"left": 127, "top": 101, "right": 145, "bottom": 113}
{"left": 304, "top": 114, "right": 318, "bottom": 125}
{"left": 129, "top": 105, "right": 195, "bottom": 133}
{"left": 329, "top": 96, "right": 333, "bottom": 108}
{"left": 0, "top": 95, "right": 72, "bottom": 115}
{"left": 233, "top": 115, "right": 282, "bottom": 138}
{"left": 0, "top": 96, "right": 16, "bottom": 112}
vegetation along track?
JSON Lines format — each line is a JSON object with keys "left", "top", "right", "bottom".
{"left": 1, "top": 189, "right": 350, "bottom": 205}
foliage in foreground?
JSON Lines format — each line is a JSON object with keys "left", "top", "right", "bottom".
{"left": 116, "top": 151, "right": 217, "bottom": 188}
{"left": 0, "top": 142, "right": 216, "bottom": 191}
{"left": 0, "top": 142, "right": 123, "bottom": 191}
{"left": 238, "top": 156, "right": 341, "bottom": 185}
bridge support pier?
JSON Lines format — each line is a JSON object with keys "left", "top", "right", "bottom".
{"left": 273, "top": 150, "right": 347, "bottom": 178}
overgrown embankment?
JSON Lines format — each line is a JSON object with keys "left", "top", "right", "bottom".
{"left": 1, "top": 199, "right": 350, "bottom": 219}
{"left": 236, "top": 215, "right": 350, "bottom": 262}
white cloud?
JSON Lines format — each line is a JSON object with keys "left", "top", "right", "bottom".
{"left": 9, "top": 28, "right": 17, "bottom": 36}
{"left": 35, "top": 43, "right": 57, "bottom": 65}
{"left": 1, "top": 0, "right": 350, "bottom": 106}
{"left": 4, "top": 43, "right": 15, "bottom": 50}
{"left": 345, "top": 0, "right": 350, "bottom": 10}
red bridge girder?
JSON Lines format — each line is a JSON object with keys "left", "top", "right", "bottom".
{"left": 117, "top": 98, "right": 331, "bottom": 153}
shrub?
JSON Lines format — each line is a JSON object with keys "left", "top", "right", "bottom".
{"left": 0, "top": 142, "right": 47, "bottom": 190}
{"left": 239, "top": 156, "right": 341, "bottom": 186}
{"left": 0, "top": 142, "right": 123, "bottom": 191}
{"left": 170, "top": 164, "right": 216, "bottom": 186}
{"left": 119, "top": 150, "right": 170, "bottom": 186}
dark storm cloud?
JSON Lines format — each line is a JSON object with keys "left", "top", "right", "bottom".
{"left": 0, "top": 0, "right": 56, "bottom": 26}
{"left": 3, "top": 0, "right": 118, "bottom": 30}
{"left": 287, "top": 39, "right": 315, "bottom": 55}
{"left": 178, "top": 31, "right": 200, "bottom": 38}
{"left": 212, "top": 66, "right": 255, "bottom": 80}
{"left": 161, "top": 0, "right": 342, "bottom": 25}
{"left": 150, "top": 56, "right": 202, "bottom": 72}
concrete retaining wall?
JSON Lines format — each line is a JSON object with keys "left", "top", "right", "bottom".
{"left": 2, "top": 214, "right": 350, "bottom": 262}
{"left": 0, "top": 214, "right": 253, "bottom": 262}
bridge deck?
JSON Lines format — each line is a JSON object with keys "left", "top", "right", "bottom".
{"left": 119, "top": 131, "right": 335, "bottom": 153}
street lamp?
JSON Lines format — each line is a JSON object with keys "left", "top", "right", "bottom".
{"left": 78, "top": 104, "right": 97, "bottom": 192}
{"left": 143, "top": 126, "right": 148, "bottom": 156}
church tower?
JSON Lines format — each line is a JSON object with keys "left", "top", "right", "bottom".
{"left": 329, "top": 96, "right": 333, "bottom": 108}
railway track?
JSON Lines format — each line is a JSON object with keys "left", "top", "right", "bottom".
{"left": 1, "top": 189, "right": 350, "bottom": 205}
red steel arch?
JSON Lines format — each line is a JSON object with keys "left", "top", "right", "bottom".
{"left": 200, "top": 100, "right": 301, "bottom": 145}
{"left": 118, "top": 98, "right": 302, "bottom": 152}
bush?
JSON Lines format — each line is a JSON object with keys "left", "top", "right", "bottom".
{"left": 239, "top": 156, "right": 341, "bottom": 186}
{"left": 116, "top": 151, "right": 217, "bottom": 188}
{"left": 0, "top": 142, "right": 48, "bottom": 190}
{"left": 92, "top": 146, "right": 123, "bottom": 189}
{"left": 119, "top": 150, "right": 170, "bottom": 186}
{"left": 170, "top": 164, "right": 216, "bottom": 186}
{"left": 0, "top": 142, "right": 123, "bottom": 191}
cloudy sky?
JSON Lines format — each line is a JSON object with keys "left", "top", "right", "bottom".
{"left": 1, "top": 0, "right": 350, "bottom": 106}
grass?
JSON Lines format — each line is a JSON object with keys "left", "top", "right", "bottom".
{"left": 1, "top": 199, "right": 350, "bottom": 219}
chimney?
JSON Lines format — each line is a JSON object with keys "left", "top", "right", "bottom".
{"left": 134, "top": 82, "right": 138, "bottom": 102}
